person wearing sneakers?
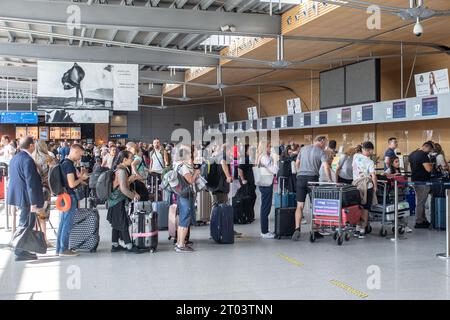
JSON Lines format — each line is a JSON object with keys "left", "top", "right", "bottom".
{"left": 292, "top": 136, "right": 331, "bottom": 241}
{"left": 352, "top": 141, "right": 378, "bottom": 239}
{"left": 108, "top": 150, "right": 142, "bottom": 254}
{"left": 57, "top": 143, "right": 89, "bottom": 257}
{"left": 256, "top": 140, "right": 279, "bottom": 239}
{"left": 174, "top": 145, "right": 200, "bottom": 253}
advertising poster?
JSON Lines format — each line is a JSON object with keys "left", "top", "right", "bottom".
{"left": 39, "top": 127, "right": 49, "bottom": 141}
{"left": 49, "top": 127, "right": 61, "bottom": 140}
{"left": 44, "top": 109, "right": 109, "bottom": 124}
{"left": 71, "top": 127, "right": 81, "bottom": 140}
{"left": 414, "top": 69, "right": 449, "bottom": 97}
{"left": 15, "top": 127, "right": 27, "bottom": 139}
{"left": 37, "top": 61, "right": 138, "bottom": 111}
{"left": 26, "top": 127, "right": 39, "bottom": 140}
{"left": 60, "top": 127, "right": 71, "bottom": 140}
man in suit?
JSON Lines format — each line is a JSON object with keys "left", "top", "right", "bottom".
{"left": 8, "top": 137, "right": 45, "bottom": 261}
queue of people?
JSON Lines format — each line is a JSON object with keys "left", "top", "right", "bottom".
{"left": 2, "top": 133, "right": 449, "bottom": 261}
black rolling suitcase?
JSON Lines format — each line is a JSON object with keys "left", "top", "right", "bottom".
{"left": 274, "top": 180, "right": 296, "bottom": 239}
{"left": 129, "top": 201, "right": 158, "bottom": 253}
{"left": 341, "top": 185, "right": 361, "bottom": 207}
{"left": 69, "top": 208, "right": 100, "bottom": 252}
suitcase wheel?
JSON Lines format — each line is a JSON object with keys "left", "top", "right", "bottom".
{"left": 150, "top": 248, "right": 156, "bottom": 253}
{"left": 336, "top": 234, "right": 344, "bottom": 246}
{"left": 309, "top": 232, "right": 315, "bottom": 243}
{"left": 344, "top": 232, "right": 351, "bottom": 241}
{"left": 379, "top": 228, "right": 387, "bottom": 237}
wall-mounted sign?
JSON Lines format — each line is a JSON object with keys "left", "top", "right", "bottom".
{"left": 44, "top": 109, "right": 110, "bottom": 123}
{"left": 219, "top": 112, "right": 227, "bottom": 124}
{"left": 39, "top": 127, "right": 49, "bottom": 140}
{"left": 286, "top": 98, "right": 301, "bottom": 115}
{"left": 0, "top": 112, "right": 38, "bottom": 124}
{"left": 415, "top": 69, "right": 449, "bottom": 97}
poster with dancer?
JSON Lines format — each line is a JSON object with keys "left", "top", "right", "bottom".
{"left": 37, "top": 61, "right": 138, "bottom": 111}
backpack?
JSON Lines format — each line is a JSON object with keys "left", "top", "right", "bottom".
{"left": 89, "top": 166, "right": 108, "bottom": 189}
{"left": 162, "top": 164, "right": 193, "bottom": 198}
{"left": 48, "top": 161, "right": 67, "bottom": 196}
{"left": 200, "top": 159, "right": 220, "bottom": 191}
{"left": 95, "top": 170, "right": 115, "bottom": 202}
{"left": 278, "top": 158, "right": 292, "bottom": 178}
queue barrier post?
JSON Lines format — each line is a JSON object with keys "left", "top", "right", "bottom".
{"left": 390, "top": 179, "right": 399, "bottom": 242}
{"left": 437, "top": 188, "right": 450, "bottom": 259}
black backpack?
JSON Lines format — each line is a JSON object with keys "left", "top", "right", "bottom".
{"left": 201, "top": 159, "right": 220, "bottom": 191}
{"left": 89, "top": 166, "right": 108, "bottom": 189}
{"left": 96, "top": 170, "right": 115, "bottom": 202}
{"left": 278, "top": 158, "right": 292, "bottom": 178}
{"left": 48, "top": 161, "right": 67, "bottom": 196}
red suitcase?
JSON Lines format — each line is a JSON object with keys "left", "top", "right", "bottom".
{"left": 314, "top": 205, "right": 362, "bottom": 227}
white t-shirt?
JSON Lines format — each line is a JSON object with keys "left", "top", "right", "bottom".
{"left": 151, "top": 150, "right": 164, "bottom": 173}
{"left": 104, "top": 153, "right": 115, "bottom": 169}
{"left": 352, "top": 153, "right": 375, "bottom": 187}
{"left": 436, "top": 154, "right": 446, "bottom": 169}
{"left": 0, "top": 144, "right": 16, "bottom": 165}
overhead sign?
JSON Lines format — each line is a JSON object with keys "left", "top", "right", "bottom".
{"left": 110, "top": 134, "right": 129, "bottom": 139}
{"left": 37, "top": 61, "right": 139, "bottom": 111}
{"left": 287, "top": 98, "right": 301, "bottom": 114}
{"left": 415, "top": 68, "right": 449, "bottom": 97}
{"left": 219, "top": 112, "right": 228, "bottom": 124}
{"left": 247, "top": 106, "right": 258, "bottom": 120}
{"left": 0, "top": 112, "right": 38, "bottom": 124}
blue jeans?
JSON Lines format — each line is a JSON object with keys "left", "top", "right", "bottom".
{"left": 259, "top": 186, "right": 273, "bottom": 234}
{"left": 56, "top": 194, "right": 77, "bottom": 254}
{"left": 178, "top": 195, "right": 195, "bottom": 228}
{"left": 14, "top": 206, "right": 36, "bottom": 257}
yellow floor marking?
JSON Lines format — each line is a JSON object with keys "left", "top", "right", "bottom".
{"left": 277, "top": 253, "right": 304, "bottom": 267}
{"left": 329, "top": 280, "right": 369, "bottom": 299}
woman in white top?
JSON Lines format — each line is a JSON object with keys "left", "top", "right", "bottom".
{"left": 0, "top": 135, "right": 16, "bottom": 165}
{"left": 256, "top": 140, "right": 279, "bottom": 239}
{"left": 434, "top": 143, "right": 449, "bottom": 173}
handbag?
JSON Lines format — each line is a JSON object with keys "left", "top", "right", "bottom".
{"left": 253, "top": 164, "right": 274, "bottom": 187}
{"left": 10, "top": 212, "right": 47, "bottom": 254}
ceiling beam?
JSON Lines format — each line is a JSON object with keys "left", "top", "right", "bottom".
{"left": 0, "top": 0, "right": 280, "bottom": 37}
{"left": 0, "top": 66, "right": 186, "bottom": 83}
{"left": 0, "top": 42, "right": 218, "bottom": 67}
{"left": 224, "top": 0, "right": 245, "bottom": 12}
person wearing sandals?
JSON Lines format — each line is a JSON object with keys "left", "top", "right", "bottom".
{"left": 108, "top": 150, "right": 142, "bottom": 254}
{"left": 173, "top": 145, "right": 200, "bottom": 253}
{"left": 32, "top": 140, "right": 56, "bottom": 248}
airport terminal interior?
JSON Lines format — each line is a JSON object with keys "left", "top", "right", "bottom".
{"left": 1, "top": 0, "right": 450, "bottom": 300}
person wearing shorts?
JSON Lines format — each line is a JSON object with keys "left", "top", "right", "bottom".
{"left": 174, "top": 145, "right": 200, "bottom": 253}
{"left": 292, "top": 136, "right": 332, "bottom": 241}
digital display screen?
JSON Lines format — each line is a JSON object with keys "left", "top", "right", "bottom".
{"left": 287, "top": 115, "right": 294, "bottom": 128}
{"left": 319, "top": 111, "right": 327, "bottom": 125}
{"left": 303, "top": 113, "right": 311, "bottom": 126}
{"left": 422, "top": 97, "right": 438, "bottom": 116}
{"left": 261, "top": 119, "right": 267, "bottom": 129}
{"left": 0, "top": 112, "right": 38, "bottom": 124}
{"left": 393, "top": 101, "right": 406, "bottom": 119}
{"left": 362, "top": 105, "right": 373, "bottom": 121}
{"left": 218, "top": 124, "right": 224, "bottom": 133}
{"left": 241, "top": 121, "right": 247, "bottom": 131}
{"left": 252, "top": 120, "right": 258, "bottom": 130}
{"left": 233, "top": 122, "right": 239, "bottom": 131}
{"left": 71, "top": 127, "right": 81, "bottom": 140}
{"left": 342, "top": 108, "right": 352, "bottom": 123}
{"left": 275, "top": 117, "right": 281, "bottom": 128}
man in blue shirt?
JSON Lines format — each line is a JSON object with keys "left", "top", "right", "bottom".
{"left": 57, "top": 143, "right": 89, "bottom": 257}
{"left": 384, "top": 137, "right": 398, "bottom": 170}
{"left": 59, "top": 141, "right": 71, "bottom": 162}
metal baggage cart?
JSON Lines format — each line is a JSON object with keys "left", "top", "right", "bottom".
{"left": 308, "top": 182, "right": 358, "bottom": 246}
{"left": 369, "top": 179, "right": 410, "bottom": 237}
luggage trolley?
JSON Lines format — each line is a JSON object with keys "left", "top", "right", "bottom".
{"left": 369, "top": 178, "right": 410, "bottom": 237}
{"left": 309, "top": 182, "right": 361, "bottom": 246}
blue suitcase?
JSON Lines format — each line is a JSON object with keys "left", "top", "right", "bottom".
{"left": 406, "top": 187, "right": 416, "bottom": 216}
{"left": 433, "top": 197, "right": 446, "bottom": 230}
{"left": 210, "top": 204, "right": 234, "bottom": 244}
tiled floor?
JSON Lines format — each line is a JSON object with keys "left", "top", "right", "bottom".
{"left": 0, "top": 198, "right": 449, "bottom": 300}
